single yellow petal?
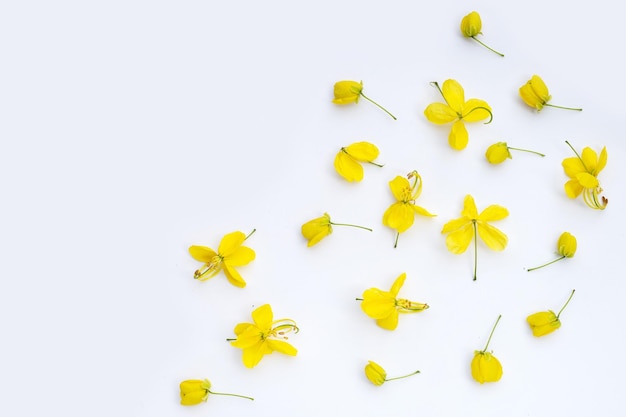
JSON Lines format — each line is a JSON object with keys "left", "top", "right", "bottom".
{"left": 241, "top": 341, "right": 270, "bottom": 368}
{"left": 562, "top": 156, "right": 585, "bottom": 179}
{"left": 223, "top": 264, "right": 247, "bottom": 288}
{"left": 461, "top": 99, "right": 491, "bottom": 122}
{"left": 266, "top": 339, "right": 298, "bottom": 356}
{"left": 388, "top": 176, "right": 410, "bottom": 202}
{"left": 442, "top": 79, "right": 465, "bottom": 113}
{"left": 424, "top": 102, "right": 458, "bottom": 124}
{"left": 413, "top": 205, "right": 436, "bottom": 217}
{"left": 441, "top": 217, "right": 470, "bottom": 234}
{"left": 230, "top": 325, "right": 263, "bottom": 349}
{"left": 224, "top": 246, "right": 255, "bottom": 266}
{"left": 376, "top": 310, "right": 400, "bottom": 330}
{"left": 478, "top": 204, "right": 509, "bottom": 221}
{"left": 576, "top": 172, "right": 599, "bottom": 189}
{"left": 334, "top": 151, "right": 364, "bottom": 182}
{"left": 188, "top": 245, "right": 217, "bottom": 262}
{"left": 252, "top": 304, "right": 273, "bottom": 329}
{"left": 390, "top": 272, "right": 406, "bottom": 296}
{"left": 461, "top": 195, "right": 478, "bottom": 219}
{"left": 448, "top": 120, "right": 469, "bottom": 150}
{"left": 471, "top": 351, "right": 502, "bottom": 383}
{"left": 564, "top": 179, "right": 583, "bottom": 198}
{"left": 596, "top": 147, "right": 607, "bottom": 174}
{"left": 361, "top": 288, "right": 396, "bottom": 319}
{"left": 233, "top": 322, "right": 253, "bottom": 336}
{"left": 345, "top": 141, "right": 380, "bottom": 161}
{"left": 581, "top": 147, "right": 598, "bottom": 173}
{"left": 382, "top": 202, "right": 414, "bottom": 233}
{"left": 477, "top": 222, "right": 508, "bottom": 251}
{"left": 445, "top": 223, "right": 474, "bottom": 254}
{"left": 218, "top": 231, "right": 246, "bottom": 256}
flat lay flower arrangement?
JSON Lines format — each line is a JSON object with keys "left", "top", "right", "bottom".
{"left": 177, "top": 9, "right": 610, "bottom": 414}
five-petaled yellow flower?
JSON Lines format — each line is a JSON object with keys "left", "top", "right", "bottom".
{"left": 527, "top": 232, "right": 577, "bottom": 272}
{"left": 471, "top": 315, "right": 503, "bottom": 384}
{"left": 460, "top": 11, "right": 504, "bottom": 56}
{"left": 189, "top": 230, "right": 256, "bottom": 288}
{"left": 485, "top": 142, "right": 545, "bottom": 164}
{"left": 229, "top": 304, "right": 298, "bottom": 368}
{"left": 364, "top": 360, "right": 420, "bottom": 386}
{"left": 179, "top": 379, "right": 253, "bottom": 406}
{"left": 562, "top": 141, "right": 608, "bottom": 210}
{"left": 519, "top": 75, "right": 582, "bottom": 112}
{"left": 360, "top": 273, "right": 429, "bottom": 330}
{"left": 441, "top": 195, "right": 508, "bottom": 281}
{"left": 527, "top": 289, "right": 576, "bottom": 337}
{"left": 301, "top": 213, "right": 372, "bottom": 247}
{"left": 334, "top": 141, "right": 383, "bottom": 182}
{"left": 424, "top": 80, "right": 493, "bottom": 150}
{"left": 383, "top": 170, "right": 436, "bottom": 248}
{"left": 332, "top": 80, "right": 396, "bottom": 120}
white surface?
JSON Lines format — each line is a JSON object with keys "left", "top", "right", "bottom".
{"left": 1, "top": 1, "right": 623, "bottom": 416}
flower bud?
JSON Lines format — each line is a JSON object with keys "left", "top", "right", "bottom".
{"left": 332, "top": 80, "right": 363, "bottom": 104}
{"left": 485, "top": 142, "right": 512, "bottom": 164}
{"left": 557, "top": 232, "right": 577, "bottom": 257}
{"left": 519, "top": 75, "right": 551, "bottom": 110}
{"left": 460, "top": 11, "right": 482, "bottom": 37}
{"left": 471, "top": 351, "right": 502, "bottom": 383}
{"left": 179, "top": 379, "right": 210, "bottom": 406}
{"left": 526, "top": 311, "right": 561, "bottom": 337}
{"left": 364, "top": 361, "right": 387, "bottom": 385}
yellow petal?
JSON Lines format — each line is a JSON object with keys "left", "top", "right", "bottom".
{"left": 529, "top": 75, "right": 550, "bottom": 102}
{"left": 188, "top": 245, "right": 217, "bottom": 262}
{"left": 345, "top": 141, "right": 380, "bottom": 161}
{"left": 597, "top": 147, "right": 607, "bottom": 174}
{"left": 576, "top": 172, "right": 599, "bottom": 189}
{"left": 361, "top": 288, "right": 396, "bottom": 319}
{"left": 223, "top": 264, "right": 247, "bottom": 288}
{"left": 251, "top": 304, "right": 273, "bottom": 328}
{"left": 445, "top": 223, "right": 474, "bottom": 254}
{"left": 448, "top": 120, "right": 468, "bottom": 150}
{"left": 477, "top": 222, "right": 508, "bottom": 251}
{"left": 241, "top": 341, "right": 270, "bottom": 368}
{"left": 564, "top": 179, "right": 583, "bottom": 198}
{"left": 218, "top": 231, "right": 246, "bottom": 256}
{"left": 230, "top": 325, "right": 262, "bottom": 349}
{"left": 462, "top": 99, "right": 491, "bottom": 122}
{"left": 442, "top": 79, "right": 465, "bottom": 113}
{"left": 581, "top": 147, "right": 598, "bottom": 173}
{"left": 413, "top": 205, "right": 436, "bottom": 217}
{"left": 441, "top": 217, "right": 469, "bottom": 234}
{"left": 334, "top": 151, "right": 364, "bottom": 182}
{"left": 461, "top": 195, "right": 478, "bottom": 219}
{"left": 562, "top": 156, "right": 585, "bottom": 179}
{"left": 233, "top": 322, "right": 253, "bottom": 335}
{"left": 376, "top": 310, "right": 399, "bottom": 330}
{"left": 424, "top": 102, "right": 458, "bottom": 124}
{"left": 382, "top": 202, "right": 414, "bottom": 233}
{"left": 471, "top": 352, "right": 502, "bottom": 383}
{"left": 519, "top": 81, "right": 542, "bottom": 110}
{"left": 224, "top": 246, "right": 255, "bottom": 266}
{"left": 266, "top": 339, "right": 298, "bottom": 356}
{"left": 390, "top": 272, "right": 406, "bottom": 296}
{"left": 478, "top": 204, "right": 509, "bottom": 221}
{"left": 179, "top": 380, "right": 206, "bottom": 395}
{"left": 388, "top": 176, "right": 410, "bottom": 202}
{"left": 180, "top": 390, "right": 207, "bottom": 406}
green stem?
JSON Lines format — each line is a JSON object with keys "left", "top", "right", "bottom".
{"left": 367, "top": 160, "right": 384, "bottom": 168}
{"left": 355, "top": 298, "right": 364, "bottom": 301}
{"left": 526, "top": 256, "right": 566, "bottom": 272}
{"left": 556, "top": 289, "right": 576, "bottom": 319}
{"left": 330, "top": 222, "right": 373, "bottom": 232}
{"left": 471, "top": 36, "right": 504, "bottom": 57}
{"left": 464, "top": 106, "right": 493, "bottom": 124}
{"left": 508, "top": 147, "right": 545, "bottom": 157}
{"left": 394, "top": 232, "right": 399, "bottom": 248}
{"left": 385, "top": 370, "right": 421, "bottom": 382}
{"left": 565, "top": 140, "right": 591, "bottom": 172}
{"left": 472, "top": 220, "right": 478, "bottom": 281}
{"left": 483, "top": 314, "right": 502, "bottom": 351}
{"left": 226, "top": 338, "right": 236, "bottom": 341}
{"left": 245, "top": 229, "right": 256, "bottom": 240}
{"left": 360, "top": 92, "right": 397, "bottom": 120}
{"left": 544, "top": 103, "right": 582, "bottom": 111}
{"left": 208, "top": 390, "right": 254, "bottom": 401}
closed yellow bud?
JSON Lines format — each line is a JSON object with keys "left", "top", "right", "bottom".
{"left": 526, "top": 311, "right": 561, "bottom": 337}
{"left": 485, "top": 142, "right": 511, "bottom": 164}
{"left": 471, "top": 351, "right": 503, "bottom": 384}
{"left": 519, "top": 75, "right": 551, "bottom": 111}
{"left": 179, "top": 379, "right": 210, "bottom": 406}
{"left": 332, "top": 80, "right": 363, "bottom": 104}
{"left": 557, "top": 232, "right": 577, "bottom": 257}
{"left": 460, "top": 11, "right": 482, "bottom": 37}
{"left": 365, "top": 361, "right": 387, "bottom": 385}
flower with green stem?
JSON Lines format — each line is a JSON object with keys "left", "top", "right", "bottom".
{"left": 471, "top": 315, "right": 503, "bottom": 384}
{"left": 179, "top": 379, "right": 254, "bottom": 406}
{"left": 301, "top": 213, "right": 372, "bottom": 247}
{"left": 527, "top": 232, "right": 577, "bottom": 272}
{"left": 562, "top": 141, "right": 608, "bottom": 210}
{"left": 441, "top": 195, "right": 508, "bottom": 281}
{"left": 382, "top": 171, "right": 436, "bottom": 248}
{"left": 460, "top": 11, "right": 504, "bottom": 57}
{"left": 424, "top": 80, "right": 493, "bottom": 150}
{"left": 364, "top": 361, "right": 420, "bottom": 386}
{"left": 527, "top": 290, "right": 576, "bottom": 337}
{"left": 519, "top": 75, "right": 582, "bottom": 112}
{"left": 188, "top": 229, "right": 256, "bottom": 288}
{"left": 332, "top": 80, "right": 396, "bottom": 120}
{"left": 334, "top": 141, "right": 383, "bottom": 182}
{"left": 485, "top": 142, "right": 545, "bottom": 164}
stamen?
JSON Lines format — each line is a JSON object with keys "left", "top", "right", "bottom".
{"left": 194, "top": 256, "right": 223, "bottom": 280}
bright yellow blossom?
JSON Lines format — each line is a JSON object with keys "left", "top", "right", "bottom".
{"left": 334, "top": 141, "right": 383, "bottom": 182}
{"left": 179, "top": 379, "right": 253, "bottom": 406}
{"left": 527, "top": 232, "right": 577, "bottom": 272}
{"left": 460, "top": 11, "right": 504, "bottom": 56}
{"left": 333, "top": 80, "right": 396, "bottom": 119}
{"left": 441, "top": 195, "right": 508, "bottom": 281}
{"left": 519, "top": 75, "right": 582, "bottom": 111}
{"left": 360, "top": 273, "right": 429, "bottom": 330}
{"left": 562, "top": 141, "right": 608, "bottom": 210}
{"left": 364, "top": 361, "right": 420, "bottom": 386}
{"left": 471, "top": 315, "right": 503, "bottom": 384}
{"left": 382, "top": 171, "right": 435, "bottom": 248}
{"left": 485, "top": 142, "right": 545, "bottom": 164}
{"left": 301, "top": 213, "right": 372, "bottom": 247}
{"left": 527, "top": 290, "right": 575, "bottom": 337}
{"left": 189, "top": 230, "right": 256, "bottom": 288}
{"left": 424, "top": 80, "right": 492, "bottom": 150}
{"left": 229, "top": 304, "right": 298, "bottom": 368}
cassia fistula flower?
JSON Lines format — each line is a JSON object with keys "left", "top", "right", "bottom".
{"left": 460, "top": 11, "right": 504, "bottom": 57}
{"left": 519, "top": 75, "right": 582, "bottom": 112}
{"left": 179, "top": 379, "right": 253, "bottom": 406}
{"left": 527, "top": 232, "right": 577, "bottom": 272}
{"left": 334, "top": 141, "right": 383, "bottom": 182}
{"left": 301, "top": 213, "right": 372, "bottom": 247}
{"left": 562, "top": 141, "right": 608, "bottom": 210}
{"left": 229, "top": 304, "right": 298, "bottom": 368}
{"left": 189, "top": 229, "right": 256, "bottom": 288}
{"left": 527, "top": 289, "right": 576, "bottom": 337}
{"left": 485, "top": 142, "right": 545, "bottom": 164}
{"left": 332, "top": 80, "right": 396, "bottom": 120}
{"left": 424, "top": 80, "right": 493, "bottom": 150}
{"left": 382, "top": 170, "right": 436, "bottom": 248}
{"left": 359, "top": 272, "right": 429, "bottom": 330}
{"left": 441, "top": 195, "right": 508, "bottom": 281}
{"left": 364, "top": 360, "right": 420, "bottom": 386}
{"left": 471, "top": 315, "right": 503, "bottom": 384}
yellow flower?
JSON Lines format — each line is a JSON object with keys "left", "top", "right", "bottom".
{"left": 230, "top": 304, "right": 298, "bottom": 368}
{"left": 364, "top": 361, "right": 420, "bottom": 386}
{"left": 471, "top": 315, "right": 503, "bottom": 384}
{"left": 424, "top": 80, "right": 492, "bottom": 150}
{"left": 527, "top": 232, "right": 577, "bottom": 272}
{"left": 382, "top": 171, "right": 436, "bottom": 248}
{"left": 460, "top": 11, "right": 504, "bottom": 56}
{"left": 179, "top": 379, "right": 253, "bottom": 406}
{"left": 562, "top": 141, "right": 608, "bottom": 210}
{"left": 333, "top": 80, "right": 396, "bottom": 120}
{"left": 527, "top": 290, "right": 575, "bottom": 337}
{"left": 360, "top": 273, "right": 429, "bottom": 330}
{"left": 519, "top": 75, "right": 582, "bottom": 111}
{"left": 189, "top": 230, "right": 256, "bottom": 288}
{"left": 441, "top": 195, "right": 508, "bottom": 281}
{"left": 485, "top": 142, "right": 545, "bottom": 164}
{"left": 334, "top": 141, "right": 383, "bottom": 182}
{"left": 301, "top": 213, "right": 372, "bottom": 247}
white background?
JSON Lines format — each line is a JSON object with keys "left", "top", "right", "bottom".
{"left": 1, "top": 1, "right": 623, "bottom": 416}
